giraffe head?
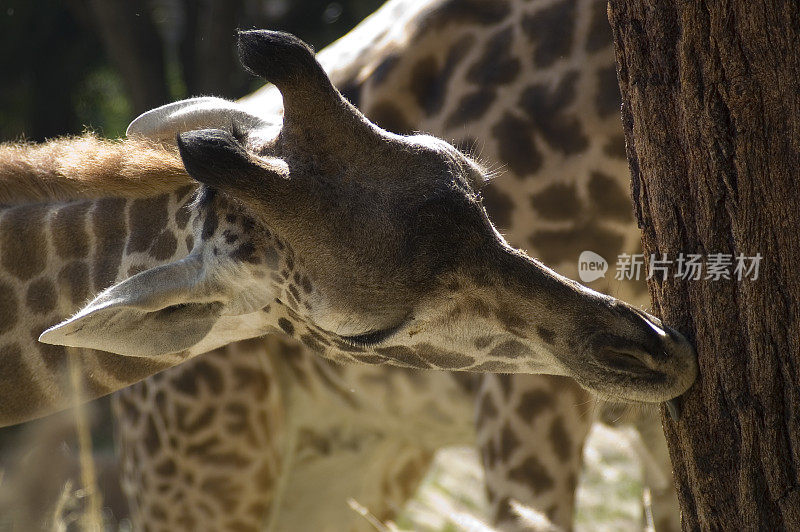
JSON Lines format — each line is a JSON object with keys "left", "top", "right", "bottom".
{"left": 39, "top": 31, "right": 696, "bottom": 402}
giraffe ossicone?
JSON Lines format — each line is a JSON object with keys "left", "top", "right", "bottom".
{"left": 38, "top": 30, "right": 697, "bottom": 402}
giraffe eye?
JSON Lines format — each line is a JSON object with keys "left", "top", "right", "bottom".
{"left": 339, "top": 322, "right": 404, "bottom": 347}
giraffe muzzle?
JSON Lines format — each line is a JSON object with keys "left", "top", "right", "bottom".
{"left": 574, "top": 316, "right": 698, "bottom": 403}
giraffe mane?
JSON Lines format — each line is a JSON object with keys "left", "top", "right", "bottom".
{"left": 0, "top": 134, "right": 193, "bottom": 204}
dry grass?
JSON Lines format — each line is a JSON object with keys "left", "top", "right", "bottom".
{"left": 68, "top": 348, "right": 104, "bottom": 532}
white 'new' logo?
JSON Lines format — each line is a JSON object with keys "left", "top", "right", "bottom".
{"left": 578, "top": 250, "right": 608, "bottom": 283}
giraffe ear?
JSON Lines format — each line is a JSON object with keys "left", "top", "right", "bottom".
{"left": 126, "top": 97, "right": 277, "bottom": 144}
{"left": 38, "top": 256, "right": 227, "bottom": 357}
{"left": 237, "top": 30, "right": 380, "bottom": 147}
{"left": 177, "top": 129, "right": 290, "bottom": 200}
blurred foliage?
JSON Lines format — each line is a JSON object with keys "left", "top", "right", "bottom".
{"left": 0, "top": 0, "right": 113, "bottom": 140}
{"left": 0, "top": 0, "right": 385, "bottom": 142}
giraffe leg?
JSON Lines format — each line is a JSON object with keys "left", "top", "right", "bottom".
{"left": 114, "top": 335, "right": 463, "bottom": 532}
{"left": 632, "top": 410, "right": 681, "bottom": 532}
{"left": 477, "top": 374, "right": 594, "bottom": 532}
{"left": 273, "top": 431, "right": 435, "bottom": 531}
{"left": 597, "top": 401, "right": 681, "bottom": 532}
{"left": 113, "top": 339, "right": 285, "bottom": 532}
{"left": 263, "top": 337, "right": 466, "bottom": 531}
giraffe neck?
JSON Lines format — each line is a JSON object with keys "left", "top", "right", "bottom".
{"left": 0, "top": 180, "right": 199, "bottom": 426}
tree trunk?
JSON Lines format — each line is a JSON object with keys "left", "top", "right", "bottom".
{"left": 608, "top": 1, "right": 800, "bottom": 529}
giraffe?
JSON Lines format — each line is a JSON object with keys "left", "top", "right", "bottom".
{"left": 311, "top": 1, "right": 690, "bottom": 528}
{"left": 0, "top": 27, "right": 696, "bottom": 530}
{"left": 102, "top": 4, "right": 695, "bottom": 531}
{"left": 288, "top": 0, "right": 689, "bottom": 529}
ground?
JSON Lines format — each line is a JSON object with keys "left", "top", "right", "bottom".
{"left": 395, "top": 424, "right": 646, "bottom": 531}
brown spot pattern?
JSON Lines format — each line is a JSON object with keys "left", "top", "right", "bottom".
{"left": 201, "top": 209, "right": 219, "bottom": 241}
{"left": 127, "top": 194, "right": 169, "bottom": 253}
{"left": 127, "top": 264, "right": 148, "bottom": 277}
{"left": 300, "top": 334, "right": 324, "bottom": 352}
{"left": 36, "top": 340, "right": 66, "bottom": 373}
{"left": 516, "top": 389, "right": 554, "bottom": 422}
{"left": 174, "top": 184, "right": 195, "bottom": 203}
{"left": 368, "top": 102, "right": 414, "bottom": 135}
{"left": 605, "top": 134, "right": 627, "bottom": 159}
{"left": 595, "top": 65, "right": 622, "bottom": 117}
{"left": 92, "top": 198, "right": 126, "bottom": 292}
{"left": 150, "top": 231, "right": 178, "bottom": 260}
{"left": 496, "top": 374, "right": 513, "bottom": 399}
{"left": 370, "top": 53, "right": 401, "bottom": 85}
{"left": 488, "top": 339, "right": 531, "bottom": 359}
{"left": 519, "top": 72, "right": 588, "bottom": 154}
{"left": 26, "top": 278, "right": 56, "bottom": 314}
{"left": 491, "top": 112, "right": 542, "bottom": 177}
{"left": 508, "top": 455, "right": 555, "bottom": 493}
{"left": 586, "top": 0, "right": 613, "bottom": 51}
{"left": 0, "top": 280, "right": 18, "bottom": 334}
{"left": 467, "top": 26, "right": 520, "bottom": 86}
{"left": 478, "top": 393, "right": 498, "bottom": 422}
{"left": 277, "top": 318, "right": 294, "bottom": 336}
{"left": 537, "top": 326, "right": 556, "bottom": 344}
{"left": 416, "top": 0, "right": 510, "bottom": 35}
{"left": 500, "top": 424, "right": 520, "bottom": 459}
{"left": 410, "top": 35, "right": 474, "bottom": 115}
{"left": 411, "top": 0, "right": 511, "bottom": 35}
{"left": 416, "top": 344, "right": 475, "bottom": 369}
{"left": 52, "top": 201, "right": 90, "bottom": 259}
{"left": 0, "top": 343, "right": 43, "bottom": 422}
{"left": 446, "top": 88, "right": 497, "bottom": 128}
{"left": 175, "top": 203, "right": 191, "bottom": 230}
{"left": 549, "top": 416, "right": 573, "bottom": 462}
{"left": 191, "top": 360, "right": 224, "bottom": 394}
{"left": 474, "top": 335, "right": 493, "bottom": 350}
{"left": 521, "top": 0, "right": 575, "bottom": 67}
{"left": 144, "top": 415, "right": 162, "bottom": 455}
{"left": 529, "top": 223, "right": 623, "bottom": 265}
{"left": 180, "top": 407, "right": 217, "bottom": 435}
{"left": 588, "top": 171, "right": 633, "bottom": 221}
{"left": 57, "top": 262, "right": 90, "bottom": 305}
{"left": 493, "top": 497, "right": 517, "bottom": 524}
{"left": 94, "top": 350, "right": 168, "bottom": 384}
{"left": 0, "top": 205, "right": 47, "bottom": 281}
{"left": 529, "top": 183, "right": 581, "bottom": 220}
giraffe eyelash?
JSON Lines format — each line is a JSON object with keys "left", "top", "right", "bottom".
{"left": 338, "top": 318, "right": 408, "bottom": 348}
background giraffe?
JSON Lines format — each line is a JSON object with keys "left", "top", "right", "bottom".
{"left": 0, "top": 11, "right": 692, "bottom": 528}
{"left": 106, "top": 0, "right": 683, "bottom": 531}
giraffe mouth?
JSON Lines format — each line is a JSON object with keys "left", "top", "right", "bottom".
{"left": 594, "top": 347, "right": 659, "bottom": 376}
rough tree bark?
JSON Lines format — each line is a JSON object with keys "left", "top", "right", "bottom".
{"left": 608, "top": 1, "right": 800, "bottom": 529}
